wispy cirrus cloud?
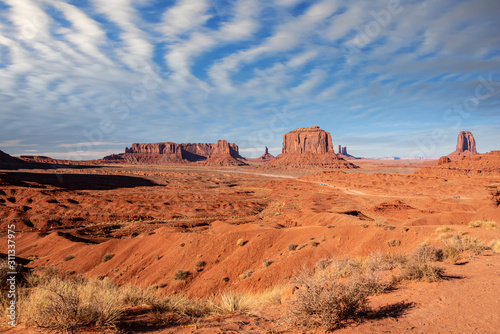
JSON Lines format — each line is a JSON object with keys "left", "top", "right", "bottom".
{"left": 0, "top": 0, "right": 498, "bottom": 159}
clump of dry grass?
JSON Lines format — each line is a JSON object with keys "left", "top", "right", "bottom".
{"left": 145, "top": 294, "right": 209, "bottom": 317}
{"left": 62, "top": 254, "right": 75, "bottom": 262}
{"left": 239, "top": 269, "right": 254, "bottom": 280}
{"left": 436, "top": 226, "right": 451, "bottom": 233}
{"left": 399, "top": 244, "right": 444, "bottom": 282}
{"left": 283, "top": 274, "right": 370, "bottom": 331}
{"left": 468, "top": 220, "right": 499, "bottom": 229}
{"left": 101, "top": 253, "right": 114, "bottom": 263}
{"left": 263, "top": 259, "right": 274, "bottom": 268}
{"left": 374, "top": 222, "right": 396, "bottom": 230}
{"left": 489, "top": 240, "right": 500, "bottom": 253}
{"left": 441, "top": 234, "right": 486, "bottom": 262}
{"left": 387, "top": 239, "right": 401, "bottom": 247}
{"left": 174, "top": 269, "right": 190, "bottom": 281}
{"left": 22, "top": 276, "right": 123, "bottom": 331}
{"left": 209, "top": 292, "right": 252, "bottom": 314}
{"left": 194, "top": 260, "right": 206, "bottom": 272}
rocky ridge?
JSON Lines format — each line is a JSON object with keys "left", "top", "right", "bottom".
{"left": 104, "top": 140, "right": 246, "bottom": 166}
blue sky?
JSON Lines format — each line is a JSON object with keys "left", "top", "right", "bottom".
{"left": 0, "top": 0, "right": 499, "bottom": 159}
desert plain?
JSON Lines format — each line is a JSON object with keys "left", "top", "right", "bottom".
{"left": 1, "top": 129, "right": 500, "bottom": 334}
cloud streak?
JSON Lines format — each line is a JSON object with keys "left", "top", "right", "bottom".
{"left": 0, "top": 0, "right": 499, "bottom": 159}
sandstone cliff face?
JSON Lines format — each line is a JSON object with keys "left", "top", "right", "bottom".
{"left": 282, "top": 126, "right": 334, "bottom": 154}
{"left": 437, "top": 156, "right": 451, "bottom": 166}
{"left": 265, "top": 126, "right": 358, "bottom": 169}
{"left": 105, "top": 140, "right": 244, "bottom": 165}
{"left": 447, "top": 131, "right": 478, "bottom": 161}
{"left": 456, "top": 131, "right": 477, "bottom": 154}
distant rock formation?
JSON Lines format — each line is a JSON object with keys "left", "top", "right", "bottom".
{"left": 253, "top": 147, "right": 275, "bottom": 162}
{"left": 336, "top": 145, "right": 359, "bottom": 160}
{"left": 264, "top": 127, "right": 358, "bottom": 169}
{"left": 283, "top": 126, "right": 334, "bottom": 154}
{"left": 103, "top": 140, "right": 247, "bottom": 166}
{"left": 416, "top": 150, "right": 500, "bottom": 177}
{"left": 0, "top": 149, "right": 23, "bottom": 163}
{"left": 447, "top": 131, "right": 478, "bottom": 161}
{"left": 437, "top": 156, "right": 451, "bottom": 166}
{"left": 202, "top": 154, "right": 248, "bottom": 167}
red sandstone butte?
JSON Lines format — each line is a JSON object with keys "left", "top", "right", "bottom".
{"left": 447, "top": 131, "right": 478, "bottom": 161}
{"left": 282, "top": 126, "right": 334, "bottom": 154}
{"left": 264, "top": 126, "right": 358, "bottom": 169}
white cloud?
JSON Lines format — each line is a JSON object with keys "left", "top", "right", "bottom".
{"left": 0, "top": 139, "right": 38, "bottom": 147}
{"left": 92, "top": 0, "right": 153, "bottom": 69}
{"left": 56, "top": 142, "right": 128, "bottom": 148}
{"left": 161, "top": 0, "right": 211, "bottom": 39}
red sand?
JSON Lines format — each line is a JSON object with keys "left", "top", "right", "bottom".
{"left": 1, "top": 152, "right": 500, "bottom": 333}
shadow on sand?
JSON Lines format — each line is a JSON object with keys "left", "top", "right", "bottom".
{"left": 2, "top": 171, "right": 159, "bottom": 191}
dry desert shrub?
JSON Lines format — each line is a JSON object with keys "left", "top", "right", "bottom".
{"left": 174, "top": 269, "right": 190, "bottom": 280}
{"left": 374, "top": 221, "right": 396, "bottom": 230}
{"left": 313, "top": 256, "right": 392, "bottom": 295}
{"left": 436, "top": 226, "right": 451, "bottom": 233}
{"left": 145, "top": 293, "right": 209, "bottom": 317}
{"left": 441, "top": 234, "right": 486, "bottom": 262}
{"left": 489, "top": 240, "right": 500, "bottom": 253}
{"left": 101, "top": 253, "right": 114, "bottom": 263}
{"left": 194, "top": 260, "right": 206, "bottom": 272}
{"left": 119, "top": 284, "right": 155, "bottom": 307}
{"left": 263, "top": 259, "right": 275, "bottom": 268}
{"left": 283, "top": 274, "right": 370, "bottom": 331}
{"left": 22, "top": 276, "right": 123, "bottom": 331}
{"left": 239, "top": 269, "right": 254, "bottom": 280}
{"left": 209, "top": 292, "right": 252, "bottom": 314}
{"left": 386, "top": 239, "right": 401, "bottom": 247}
{"left": 399, "top": 244, "right": 444, "bottom": 282}
{"left": 468, "top": 220, "right": 499, "bottom": 229}
{"left": 62, "top": 254, "right": 75, "bottom": 262}
{"left": 400, "top": 260, "right": 443, "bottom": 282}
{"left": 315, "top": 256, "right": 364, "bottom": 280}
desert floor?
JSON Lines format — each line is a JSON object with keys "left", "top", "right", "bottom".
{"left": 1, "top": 157, "right": 499, "bottom": 333}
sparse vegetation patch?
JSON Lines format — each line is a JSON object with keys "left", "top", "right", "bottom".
{"left": 101, "top": 253, "right": 114, "bottom": 263}
{"left": 174, "top": 269, "right": 190, "bottom": 281}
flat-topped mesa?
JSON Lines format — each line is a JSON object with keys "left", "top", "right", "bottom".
{"left": 282, "top": 126, "right": 334, "bottom": 154}
{"left": 124, "top": 140, "right": 240, "bottom": 161}
{"left": 106, "top": 140, "right": 245, "bottom": 165}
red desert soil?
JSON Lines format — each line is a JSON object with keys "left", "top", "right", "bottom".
{"left": 1, "top": 151, "right": 500, "bottom": 333}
